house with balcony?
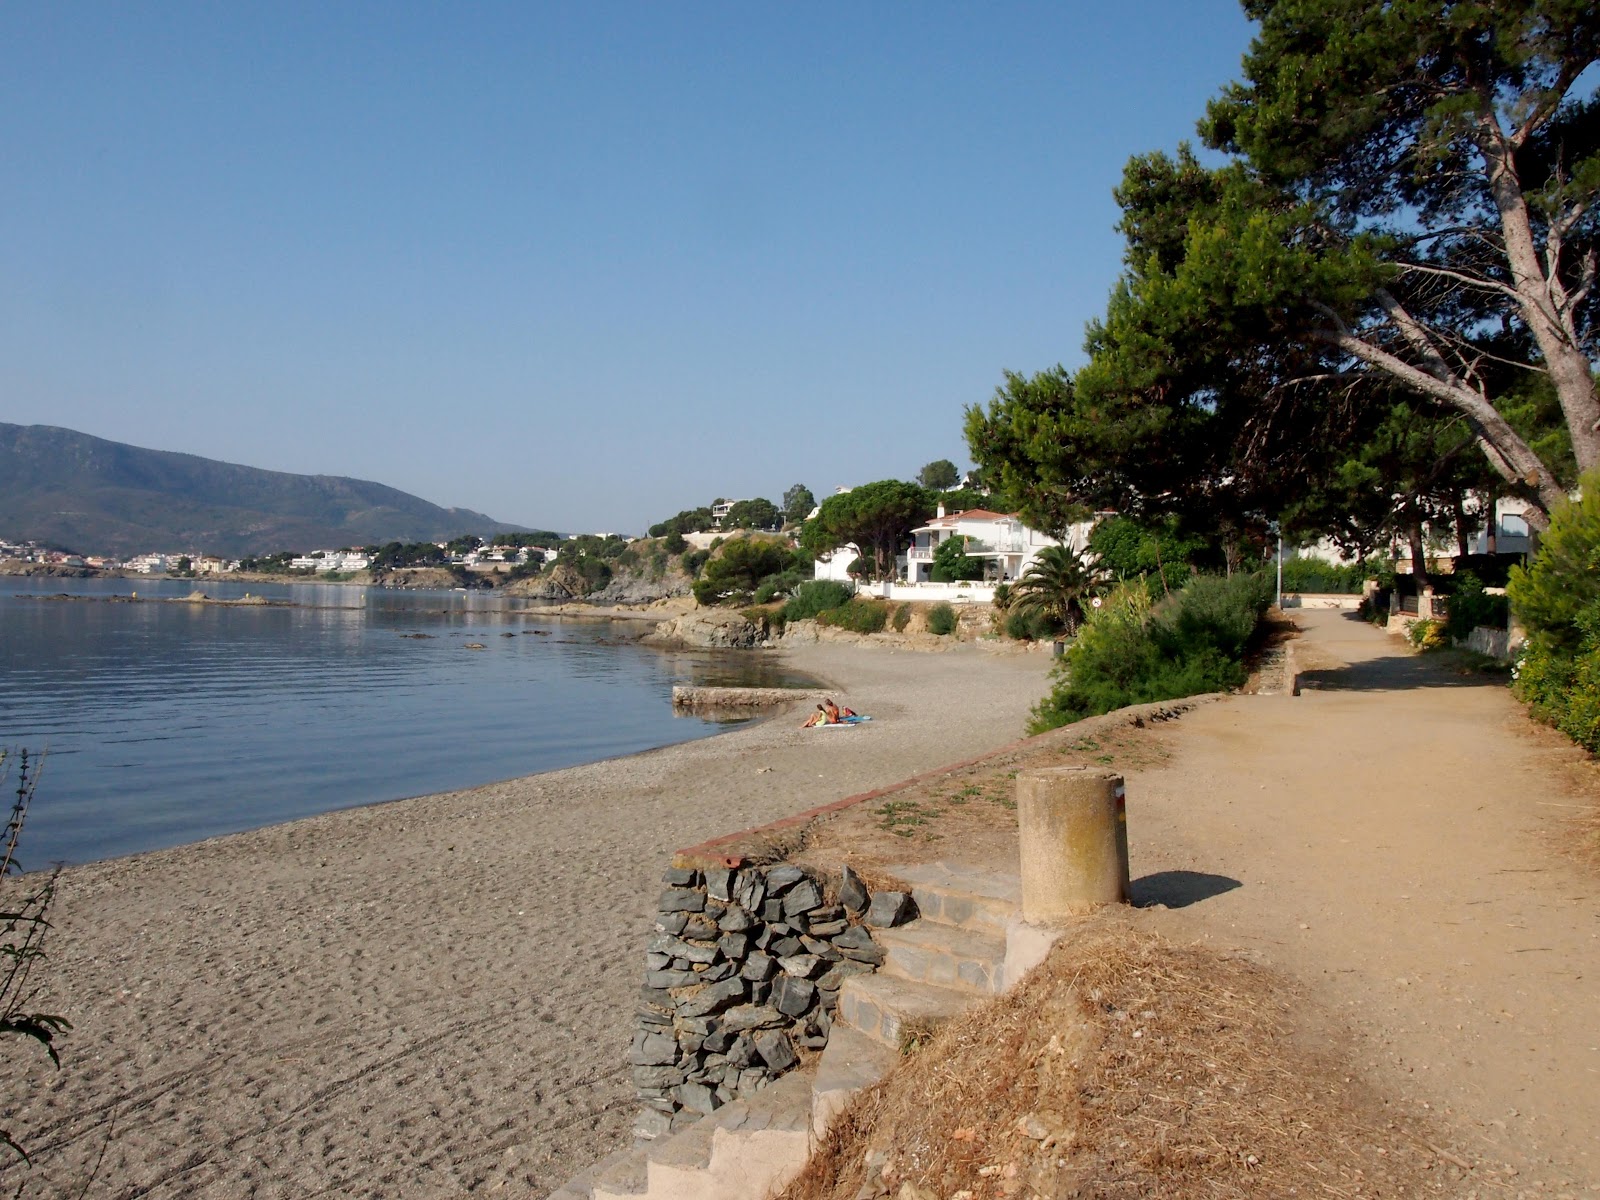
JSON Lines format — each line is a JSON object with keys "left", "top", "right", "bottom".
{"left": 902, "top": 508, "right": 1092, "bottom": 584}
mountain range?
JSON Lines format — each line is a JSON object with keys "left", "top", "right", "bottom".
{"left": 0, "top": 423, "right": 529, "bottom": 558}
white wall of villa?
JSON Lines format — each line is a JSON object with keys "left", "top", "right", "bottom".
{"left": 809, "top": 507, "right": 1093, "bottom": 602}
{"left": 903, "top": 508, "right": 1092, "bottom": 584}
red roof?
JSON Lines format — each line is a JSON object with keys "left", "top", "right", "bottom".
{"left": 925, "top": 508, "right": 1015, "bottom": 525}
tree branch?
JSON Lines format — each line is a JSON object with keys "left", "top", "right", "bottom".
{"left": 1397, "top": 259, "right": 1521, "bottom": 301}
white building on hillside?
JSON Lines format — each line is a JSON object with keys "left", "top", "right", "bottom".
{"left": 904, "top": 508, "right": 1091, "bottom": 583}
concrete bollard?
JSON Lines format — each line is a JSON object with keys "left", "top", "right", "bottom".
{"left": 1016, "top": 767, "right": 1129, "bottom": 920}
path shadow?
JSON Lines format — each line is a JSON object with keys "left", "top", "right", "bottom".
{"left": 1130, "top": 870, "right": 1242, "bottom": 909}
{"left": 1297, "top": 652, "right": 1505, "bottom": 693}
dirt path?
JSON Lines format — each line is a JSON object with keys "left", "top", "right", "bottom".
{"left": 1131, "top": 611, "right": 1599, "bottom": 1192}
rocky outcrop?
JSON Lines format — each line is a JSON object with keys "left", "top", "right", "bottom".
{"left": 645, "top": 610, "right": 765, "bottom": 649}
{"left": 0, "top": 559, "right": 98, "bottom": 578}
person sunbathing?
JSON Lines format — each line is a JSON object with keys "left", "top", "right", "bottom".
{"left": 802, "top": 705, "right": 834, "bottom": 728}
{"left": 823, "top": 698, "right": 857, "bottom": 721}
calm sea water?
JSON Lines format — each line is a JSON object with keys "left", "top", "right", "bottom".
{"left": 0, "top": 577, "right": 811, "bottom": 867}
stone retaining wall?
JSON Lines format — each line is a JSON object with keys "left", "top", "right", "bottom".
{"left": 631, "top": 860, "right": 914, "bottom": 1139}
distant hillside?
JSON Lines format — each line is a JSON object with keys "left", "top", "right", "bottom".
{"left": 0, "top": 423, "right": 529, "bottom": 558}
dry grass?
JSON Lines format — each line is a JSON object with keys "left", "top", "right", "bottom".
{"left": 797, "top": 702, "right": 1195, "bottom": 882}
{"left": 778, "top": 923, "right": 1455, "bottom": 1200}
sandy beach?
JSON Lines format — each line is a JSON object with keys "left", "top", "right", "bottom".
{"left": 0, "top": 641, "right": 1052, "bottom": 1199}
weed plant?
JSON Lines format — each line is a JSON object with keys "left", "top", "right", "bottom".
{"left": 926, "top": 603, "right": 958, "bottom": 636}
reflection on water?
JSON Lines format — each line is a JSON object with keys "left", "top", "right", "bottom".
{"left": 0, "top": 578, "right": 813, "bottom": 867}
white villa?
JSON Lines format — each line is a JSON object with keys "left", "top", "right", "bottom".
{"left": 904, "top": 507, "right": 1091, "bottom": 584}
{"left": 814, "top": 506, "right": 1095, "bottom": 601}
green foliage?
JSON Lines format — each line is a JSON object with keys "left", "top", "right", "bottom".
{"left": 691, "top": 538, "right": 794, "bottom": 606}
{"left": 1087, "top": 515, "right": 1209, "bottom": 582}
{"left": 1406, "top": 618, "right": 1449, "bottom": 651}
{"left": 1279, "top": 557, "right": 1369, "bottom": 594}
{"left": 664, "top": 531, "right": 689, "bottom": 555}
{"left": 917, "top": 459, "right": 961, "bottom": 490}
{"left": 1509, "top": 474, "right": 1600, "bottom": 752}
{"left": 801, "top": 480, "right": 935, "bottom": 579}
{"left": 818, "top": 599, "right": 891, "bottom": 634}
{"left": 800, "top": 483, "right": 934, "bottom": 579}
{"left": 892, "top": 602, "right": 912, "bottom": 632}
{"left": 492, "top": 530, "right": 565, "bottom": 549}
{"left": 782, "top": 484, "right": 817, "bottom": 525}
{"left": 929, "top": 535, "right": 986, "bottom": 583}
{"left": 558, "top": 534, "right": 627, "bottom": 561}
{"left": 991, "top": 582, "right": 1013, "bottom": 612}
{"left": 370, "top": 540, "right": 448, "bottom": 569}
{"left": 649, "top": 508, "right": 714, "bottom": 538}
{"left": 722, "top": 498, "right": 781, "bottom": 530}
{"left": 1442, "top": 573, "right": 1509, "bottom": 641}
{"left": 926, "top": 602, "right": 958, "bottom": 636}
{"left": 238, "top": 551, "right": 299, "bottom": 573}
{"left": 681, "top": 549, "right": 710, "bottom": 578}
{"left": 1509, "top": 479, "right": 1600, "bottom": 654}
{"left": 566, "top": 554, "right": 613, "bottom": 591}
{"left": 783, "top": 580, "right": 854, "bottom": 622}
{"left": 963, "top": 367, "right": 1096, "bottom": 538}
{"left": 1004, "top": 606, "right": 1058, "bottom": 641}
{"left": 1029, "top": 574, "right": 1272, "bottom": 732}
{"left": 1011, "top": 545, "right": 1101, "bottom": 635}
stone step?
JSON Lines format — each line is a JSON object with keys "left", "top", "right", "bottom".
{"left": 554, "top": 1144, "right": 646, "bottom": 1200}
{"left": 608, "top": 1068, "right": 812, "bottom": 1200}
{"left": 811, "top": 1022, "right": 900, "bottom": 1138}
{"left": 875, "top": 920, "right": 1006, "bottom": 995}
{"left": 885, "top": 862, "right": 1019, "bottom": 934}
{"left": 585, "top": 1144, "right": 650, "bottom": 1200}
{"left": 836, "top": 971, "right": 971, "bottom": 1051}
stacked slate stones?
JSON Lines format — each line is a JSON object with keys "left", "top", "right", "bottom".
{"left": 631, "top": 860, "right": 916, "bottom": 1138}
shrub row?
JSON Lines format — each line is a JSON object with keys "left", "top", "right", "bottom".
{"left": 1509, "top": 476, "right": 1600, "bottom": 753}
{"left": 1029, "top": 572, "right": 1273, "bottom": 733}
{"left": 1279, "top": 557, "right": 1369, "bottom": 595}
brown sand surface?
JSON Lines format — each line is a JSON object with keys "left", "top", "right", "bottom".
{"left": 1133, "top": 610, "right": 1600, "bottom": 1190}
{"left": 796, "top": 611, "right": 1600, "bottom": 1194}
{"left": 0, "top": 641, "right": 1053, "bottom": 1199}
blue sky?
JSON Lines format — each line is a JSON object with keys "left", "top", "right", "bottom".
{"left": 1, "top": 2, "right": 1256, "bottom": 535}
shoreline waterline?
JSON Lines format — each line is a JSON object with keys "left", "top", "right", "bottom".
{"left": 5, "top": 641, "right": 1051, "bottom": 1198}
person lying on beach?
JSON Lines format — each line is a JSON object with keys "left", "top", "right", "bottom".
{"left": 802, "top": 704, "right": 835, "bottom": 728}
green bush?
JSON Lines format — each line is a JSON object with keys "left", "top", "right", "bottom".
{"left": 892, "top": 603, "right": 912, "bottom": 632}
{"left": 1004, "top": 606, "right": 1058, "bottom": 641}
{"left": 930, "top": 536, "right": 986, "bottom": 583}
{"left": 1441, "top": 573, "right": 1510, "bottom": 641}
{"left": 926, "top": 602, "right": 958, "bottom": 636}
{"left": 1406, "top": 617, "right": 1448, "bottom": 649}
{"left": 692, "top": 539, "right": 797, "bottom": 606}
{"left": 818, "top": 599, "right": 890, "bottom": 634}
{"left": 783, "top": 580, "right": 854, "bottom": 622}
{"left": 682, "top": 549, "right": 710, "bottom": 578}
{"left": 1509, "top": 472, "right": 1600, "bottom": 752}
{"left": 1028, "top": 573, "right": 1272, "bottom": 733}
{"left": 1279, "top": 557, "right": 1368, "bottom": 594}
{"left": 664, "top": 532, "right": 689, "bottom": 555}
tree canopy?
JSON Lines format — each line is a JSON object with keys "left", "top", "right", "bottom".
{"left": 917, "top": 459, "right": 961, "bottom": 490}
{"left": 800, "top": 481, "right": 935, "bottom": 579}
{"left": 971, "top": 2, "right": 1599, "bottom": 536}
{"left": 781, "top": 483, "right": 817, "bottom": 525}
{"left": 722, "top": 498, "right": 781, "bottom": 530}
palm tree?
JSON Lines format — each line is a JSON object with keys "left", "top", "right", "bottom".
{"left": 1011, "top": 545, "right": 1101, "bottom": 636}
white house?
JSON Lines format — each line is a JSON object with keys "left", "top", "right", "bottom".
{"left": 809, "top": 507, "right": 1095, "bottom": 602}
{"left": 903, "top": 508, "right": 1092, "bottom": 584}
